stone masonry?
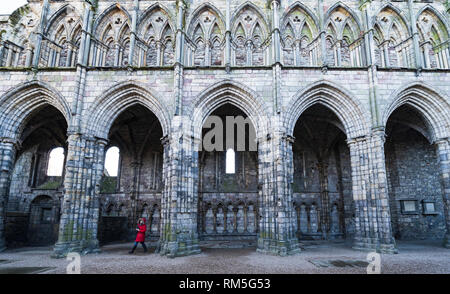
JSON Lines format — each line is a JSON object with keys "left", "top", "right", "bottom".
{"left": 0, "top": 0, "right": 449, "bottom": 258}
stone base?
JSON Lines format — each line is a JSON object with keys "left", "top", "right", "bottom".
{"left": 352, "top": 237, "right": 398, "bottom": 254}
{"left": 0, "top": 238, "right": 6, "bottom": 252}
{"left": 52, "top": 240, "right": 101, "bottom": 259}
{"left": 444, "top": 234, "right": 450, "bottom": 249}
{"left": 157, "top": 240, "right": 201, "bottom": 258}
{"left": 256, "top": 238, "right": 301, "bottom": 256}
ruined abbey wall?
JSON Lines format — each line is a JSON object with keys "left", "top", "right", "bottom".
{"left": 0, "top": 0, "right": 449, "bottom": 257}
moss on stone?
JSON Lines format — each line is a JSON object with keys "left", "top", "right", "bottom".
{"left": 100, "top": 176, "right": 117, "bottom": 193}
{"left": 37, "top": 180, "right": 61, "bottom": 190}
{"left": 9, "top": 5, "right": 30, "bottom": 28}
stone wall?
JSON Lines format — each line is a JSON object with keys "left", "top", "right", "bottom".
{"left": 386, "top": 128, "right": 447, "bottom": 240}
{"left": 0, "top": 0, "right": 448, "bottom": 257}
{"left": 5, "top": 212, "right": 29, "bottom": 248}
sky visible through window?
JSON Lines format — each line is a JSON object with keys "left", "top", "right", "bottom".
{"left": 47, "top": 147, "right": 65, "bottom": 176}
{"left": 105, "top": 147, "right": 120, "bottom": 177}
{"left": 0, "top": 1, "right": 28, "bottom": 15}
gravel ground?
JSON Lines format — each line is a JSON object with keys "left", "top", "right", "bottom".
{"left": 0, "top": 240, "right": 449, "bottom": 274}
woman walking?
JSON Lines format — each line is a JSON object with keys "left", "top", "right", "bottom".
{"left": 129, "top": 217, "right": 148, "bottom": 254}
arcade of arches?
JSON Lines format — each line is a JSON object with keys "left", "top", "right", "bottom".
{"left": 0, "top": 0, "right": 449, "bottom": 259}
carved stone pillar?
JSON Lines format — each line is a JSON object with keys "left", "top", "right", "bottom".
{"left": 52, "top": 134, "right": 107, "bottom": 258}
{"left": 257, "top": 120, "right": 301, "bottom": 256}
{"left": 347, "top": 130, "right": 397, "bottom": 254}
{"left": 157, "top": 119, "right": 201, "bottom": 258}
{"left": 435, "top": 139, "right": 450, "bottom": 248}
{"left": 0, "top": 138, "right": 18, "bottom": 252}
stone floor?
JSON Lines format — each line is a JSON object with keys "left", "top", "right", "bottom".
{"left": 0, "top": 240, "right": 449, "bottom": 274}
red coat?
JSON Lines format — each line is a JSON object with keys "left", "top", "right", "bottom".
{"left": 135, "top": 218, "right": 147, "bottom": 242}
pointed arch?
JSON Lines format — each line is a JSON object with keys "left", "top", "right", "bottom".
{"left": 84, "top": 81, "right": 171, "bottom": 139}
{"left": 137, "top": 3, "right": 174, "bottom": 42}
{"left": 45, "top": 4, "right": 81, "bottom": 37}
{"left": 416, "top": 5, "right": 449, "bottom": 45}
{"left": 416, "top": 5, "right": 450, "bottom": 35}
{"left": 382, "top": 83, "right": 450, "bottom": 142}
{"left": 187, "top": 3, "right": 226, "bottom": 40}
{"left": 325, "top": 2, "right": 362, "bottom": 35}
{"left": 0, "top": 81, "right": 71, "bottom": 141}
{"left": 190, "top": 80, "right": 270, "bottom": 140}
{"left": 231, "top": 2, "right": 269, "bottom": 40}
{"left": 373, "top": 3, "right": 411, "bottom": 38}
{"left": 285, "top": 81, "right": 370, "bottom": 139}
{"left": 281, "top": 1, "right": 319, "bottom": 35}
{"left": 94, "top": 4, "right": 131, "bottom": 41}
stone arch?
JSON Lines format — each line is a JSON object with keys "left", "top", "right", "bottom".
{"left": 191, "top": 80, "right": 270, "bottom": 140}
{"left": 324, "top": 2, "right": 362, "bottom": 39}
{"left": 231, "top": 2, "right": 270, "bottom": 39}
{"left": 285, "top": 81, "right": 370, "bottom": 139}
{"left": 282, "top": 1, "right": 319, "bottom": 34}
{"left": 187, "top": 3, "right": 226, "bottom": 39}
{"left": 84, "top": 81, "right": 171, "bottom": 139}
{"left": 44, "top": 4, "right": 81, "bottom": 37}
{"left": 94, "top": 4, "right": 132, "bottom": 35}
{"left": 372, "top": 3, "right": 411, "bottom": 38}
{"left": 0, "top": 81, "right": 71, "bottom": 141}
{"left": 138, "top": 2, "right": 174, "bottom": 35}
{"left": 382, "top": 82, "right": 450, "bottom": 142}
{"left": 416, "top": 5, "right": 449, "bottom": 45}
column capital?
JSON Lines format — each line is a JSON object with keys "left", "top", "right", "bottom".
{"left": 435, "top": 137, "right": 450, "bottom": 146}
{"left": 0, "top": 137, "right": 20, "bottom": 150}
{"left": 270, "top": 0, "right": 281, "bottom": 8}
{"left": 346, "top": 135, "right": 367, "bottom": 147}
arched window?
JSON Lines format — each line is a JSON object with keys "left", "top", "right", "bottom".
{"left": 47, "top": 147, "right": 65, "bottom": 176}
{"left": 225, "top": 148, "right": 235, "bottom": 174}
{"left": 104, "top": 146, "right": 120, "bottom": 177}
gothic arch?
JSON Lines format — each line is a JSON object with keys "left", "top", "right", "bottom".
{"left": 231, "top": 2, "right": 269, "bottom": 39}
{"left": 281, "top": 1, "right": 319, "bottom": 33}
{"left": 324, "top": 2, "right": 362, "bottom": 39}
{"left": 285, "top": 81, "right": 370, "bottom": 139}
{"left": 0, "top": 81, "right": 71, "bottom": 141}
{"left": 44, "top": 4, "right": 82, "bottom": 37}
{"left": 416, "top": 5, "right": 449, "bottom": 44}
{"left": 187, "top": 3, "right": 226, "bottom": 38}
{"left": 94, "top": 4, "right": 132, "bottom": 34}
{"left": 382, "top": 83, "right": 450, "bottom": 142}
{"left": 372, "top": 3, "right": 411, "bottom": 39}
{"left": 84, "top": 81, "right": 171, "bottom": 139}
{"left": 138, "top": 3, "right": 175, "bottom": 41}
{"left": 191, "top": 80, "right": 270, "bottom": 140}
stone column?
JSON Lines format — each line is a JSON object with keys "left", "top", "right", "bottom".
{"left": 157, "top": 119, "right": 201, "bottom": 258}
{"left": 271, "top": 0, "right": 281, "bottom": 113}
{"left": 174, "top": 0, "right": 186, "bottom": 115}
{"left": 361, "top": 4, "right": 374, "bottom": 66}
{"left": 204, "top": 41, "right": 211, "bottom": 67}
{"left": 294, "top": 40, "right": 301, "bottom": 66}
{"left": 0, "top": 138, "right": 18, "bottom": 252}
{"left": 335, "top": 41, "right": 342, "bottom": 66}
{"left": 225, "top": 0, "right": 231, "bottom": 70}
{"left": 347, "top": 130, "right": 397, "bottom": 254}
{"left": 128, "top": 0, "right": 139, "bottom": 67}
{"left": 435, "top": 139, "right": 450, "bottom": 248}
{"left": 318, "top": 0, "right": 326, "bottom": 66}
{"left": 423, "top": 42, "right": 431, "bottom": 69}
{"left": 52, "top": 134, "right": 107, "bottom": 258}
{"left": 257, "top": 120, "right": 301, "bottom": 256}
{"left": 408, "top": 0, "right": 422, "bottom": 69}
{"left": 32, "top": 0, "right": 50, "bottom": 68}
